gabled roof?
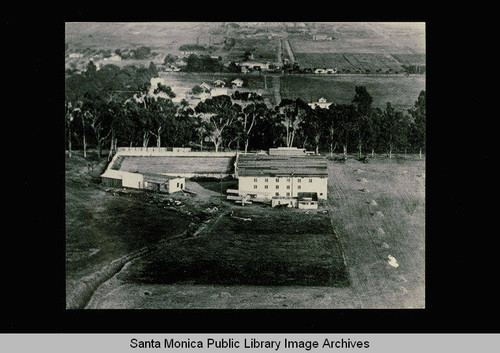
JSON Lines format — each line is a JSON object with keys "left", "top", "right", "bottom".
{"left": 237, "top": 154, "right": 328, "bottom": 177}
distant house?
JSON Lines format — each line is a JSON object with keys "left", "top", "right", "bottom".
{"left": 103, "top": 54, "right": 122, "bottom": 62}
{"left": 308, "top": 97, "right": 333, "bottom": 109}
{"left": 314, "top": 68, "right": 327, "bottom": 74}
{"left": 213, "top": 79, "right": 226, "bottom": 87}
{"left": 199, "top": 82, "right": 212, "bottom": 92}
{"left": 241, "top": 61, "right": 270, "bottom": 71}
{"left": 231, "top": 78, "right": 244, "bottom": 88}
{"left": 68, "top": 53, "right": 83, "bottom": 58}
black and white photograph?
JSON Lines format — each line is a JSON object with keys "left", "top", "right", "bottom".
{"left": 64, "top": 22, "right": 426, "bottom": 310}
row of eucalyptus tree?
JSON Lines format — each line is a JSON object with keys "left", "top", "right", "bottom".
{"left": 65, "top": 62, "right": 425, "bottom": 159}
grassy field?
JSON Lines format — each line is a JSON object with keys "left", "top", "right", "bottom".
{"left": 280, "top": 74, "right": 425, "bottom": 110}
{"left": 65, "top": 152, "right": 194, "bottom": 281}
{"left": 290, "top": 22, "right": 425, "bottom": 54}
{"left": 124, "top": 208, "right": 349, "bottom": 287}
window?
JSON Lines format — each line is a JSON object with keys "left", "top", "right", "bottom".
{"left": 297, "top": 178, "right": 301, "bottom": 183}
{"left": 286, "top": 185, "right": 290, "bottom": 189}
{"left": 276, "top": 185, "right": 279, "bottom": 189}
{"left": 264, "top": 185, "right": 268, "bottom": 189}
{"left": 254, "top": 178, "right": 258, "bottom": 182}
{"left": 264, "top": 178, "right": 268, "bottom": 182}
{"left": 319, "top": 192, "right": 323, "bottom": 196}
{"left": 275, "top": 192, "right": 279, "bottom": 196}
{"left": 254, "top": 185, "right": 257, "bottom": 189}
{"left": 298, "top": 185, "right": 301, "bottom": 189}
{"left": 286, "top": 192, "right": 290, "bottom": 197}
{"left": 276, "top": 178, "right": 279, "bottom": 183}
{"left": 309, "top": 179, "right": 313, "bottom": 183}
{"left": 177, "top": 183, "right": 179, "bottom": 187}
{"left": 286, "top": 178, "right": 290, "bottom": 182}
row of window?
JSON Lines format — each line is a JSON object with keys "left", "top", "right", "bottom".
{"left": 253, "top": 185, "right": 303, "bottom": 190}
{"left": 253, "top": 178, "right": 314, "bottom": 183}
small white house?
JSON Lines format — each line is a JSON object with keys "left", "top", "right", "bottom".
{"left": 199, "top": 82, "right": 212, "bottom": 92}
{"left": 213, "top": 79, "right": 226, "bottom": 87}
{"left": 308, "top": 97, "right": 333, "bottom": 109}
{"left": 231, "top": 78, "right": 244, "bottom": 88}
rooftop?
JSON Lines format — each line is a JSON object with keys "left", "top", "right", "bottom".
{"left": 237, "top": 154, "right": 327, "bottom": 177}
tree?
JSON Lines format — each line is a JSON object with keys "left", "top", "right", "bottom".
{"left": 82, "top": 95, "right": 112, "bottom": 158}
{"left": 239, "top": 102, "right": 268, "bottom": 153}
{"left": 195, "top": 95, "right": 241, "bottom": 152}
{"left": 163, "top": 54, "right": 178, "bottom": 65}
{"left": 352, "top": 86, "right": 374, "bottom": 157}
{"left": 65, "top": 99, "right": 82, "bottom": 158}
{"left": 332, "top": 104, "right": 357, "bottom": 157}
{"left": 323, "top": 107, "right": 340, "bottom": 158}
{"left": 276, "top": 98, "right": 307, "bottom": 147}
{"left": 408, "top": 90, "right": 426, "bottom": 159}
{"left": 148, "top": 97, "right": 177, "bottom": 148}
{"left": 84, "top": 61, "right": 97, "bottom": 77}
{"left": 148, "top": 61, "right": 159, "bottom": 77}
{"left": 303, "top": 106, "right": 325, "bottom": 154}
{"left": 227, "top": 61, "right": 240, "bottom": 73}
{"left": 365, "top": 107, "right": 383, "bottom": 157}
{"left": 380, "top": 102, "right": 409, "bottom": 158}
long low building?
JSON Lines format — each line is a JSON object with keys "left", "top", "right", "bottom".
{"left": 101, "top": 169, "right": 185, "bottom": 194}
{"left": 236, "top": 154, "right": 328, "bottom": 200}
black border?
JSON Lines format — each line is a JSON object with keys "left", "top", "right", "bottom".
{"left": 5, "top": 9, "right": 497, "bottom": 334}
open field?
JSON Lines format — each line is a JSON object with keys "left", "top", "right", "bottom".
{"left": 223, "top": 37, "right": 279, "bottom": 62}
{"left": 70, "top": 152, "right": 425, "bottom": 309}
{"left": 123, "top": 208, "right": 349, "bottom": 287}
{"left": 290, "top": 22, "right": 425, "bottom": 54}
{"left": 280, "top": 74, "right": 425, "bottom": 110}
{"left": 65, "top": 22, "right": 218, "bottom": 55}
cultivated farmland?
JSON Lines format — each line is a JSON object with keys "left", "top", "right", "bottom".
{"left": 294, "top": 53, "right": 404, "bottom": 73}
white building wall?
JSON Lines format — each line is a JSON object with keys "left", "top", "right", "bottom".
{"left": 122, "top": 172, "right": 144, "bottom": 189}
{"left": 238, "top": 176, "right": 327, "bottom": 199}
{"left": 168, "top": 177, "right": 185, "bottom": 193}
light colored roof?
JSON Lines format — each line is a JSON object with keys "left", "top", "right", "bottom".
{"left": 237, "top": 154, "right": 327, "bottom": 177}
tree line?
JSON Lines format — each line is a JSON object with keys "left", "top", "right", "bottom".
{"left": 65, "top": 62, "right": 425, "bottom": 160}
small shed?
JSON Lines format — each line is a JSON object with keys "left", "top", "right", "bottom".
{"left": 297, "top": 192, "right": 318, "bottom": 209}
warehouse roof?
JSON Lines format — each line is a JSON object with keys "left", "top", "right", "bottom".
{"left": 237, "top": 154, "right": 328, "bottom": 177}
